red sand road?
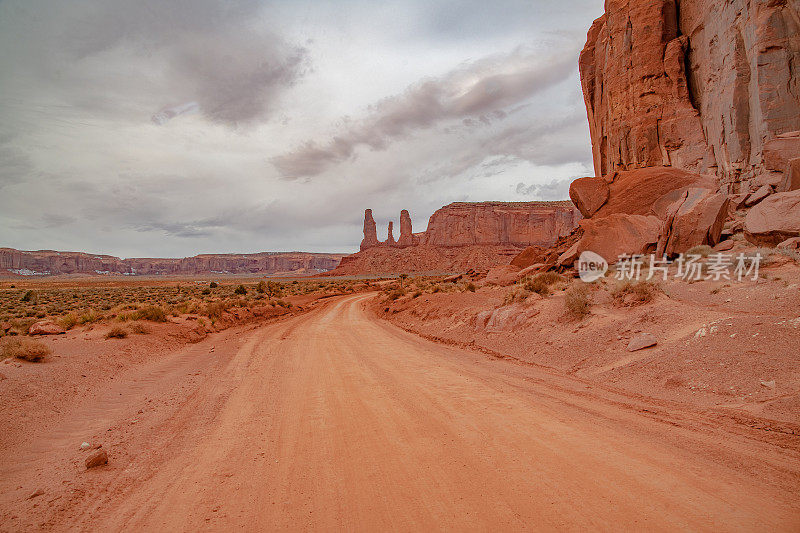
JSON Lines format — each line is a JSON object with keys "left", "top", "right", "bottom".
{"left": 2, "top": 294, "right": 799, "bottom": 530}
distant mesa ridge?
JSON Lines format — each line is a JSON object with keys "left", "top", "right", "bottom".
{"left": 0, "top": 248, "right": 344, "bottom": 277}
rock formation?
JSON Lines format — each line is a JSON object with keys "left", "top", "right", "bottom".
{"left": 564, "top": 0, "right": 800, "bottom": 263}
{"left": 358, "top": 202, "right": 580, "bottom": 252}
{"left": 422, "top": 202, "right": 581, "bottom": 247}
{"left": 360, "top": 209, "right": 379, "bottom": 251}
{"left": 334, "top": 202, "right": 582, "bottom": 274}
{"left": 386, "top": 222, "right": 396, "bottom": 245}
{"left": 398, "top": 210, "right": 415, "bottom": 247}
{"left": 580, "top": 0, "right": 800, "bottom": 192}
{"left": 0, "top": 248, "right": 344, "bottom": 277}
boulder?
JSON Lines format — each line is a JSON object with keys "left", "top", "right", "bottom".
{"left": 661, "top": 188, "right": 730, "bottom": 256}
{"left": 744, "top": 190, "right": 800, "bottom": 246}
{"left": 763, "top": 136, "right": 800, "bottom": 173}
{"left": 557, "top": 242, "right": 580, "bottom": 267}
{"left": 779, "top": 158, "right": 800, "bottom": 192}
{"left": 755, "top": 172, "right": 784, "bottom": 189}
{"left": 485, "top": 265, "right": 522, "bottom": 287}
{"left": 29, "top": 321, "right": 65, "bottom": 335}
{"left": 744, "top": 185, "right": 772, "bottom": 207}
{"left": 627, "top": 333, "right": 657, "bottom": 352}
{"left": 85, "top": 448, "right": 108, "bottom": 469}
{"left": 713, "top": 240, "right": 734, "bottom": 252}
{"left": 476, "top": 304, "right": 540, "bottom": 333}
{"left": 569, "top": 177, "right": 609, "bottom": 218}
{"left": 510, "top": 245, "right": 547, "bottom": 269}
{"left": 777, "top": 237, "right": 800, "bottom": 250}
{"left": 577, "top": 214, "right": 661, "bottom": 263}
{"left": 592, "top": 167, "right": 715, "bottom": 219}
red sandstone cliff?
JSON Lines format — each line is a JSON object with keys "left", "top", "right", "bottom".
{"left": 421, "top": 201, "right": 581, "bottom": 247}
{"left": 329, "top": 201, "right": 582, "bottom": 274}
{"left": 0, "top": 248, "right": 344, "bottom": 277}
{"left": 580, "top": 0, "right": 800, "bottom": 193}
{"left": 555, "top": 0, "right": 800, "bottom": 267}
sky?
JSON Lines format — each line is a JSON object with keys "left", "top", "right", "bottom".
{"left": 0, "top": 0, "right": 604, "bottom": 257}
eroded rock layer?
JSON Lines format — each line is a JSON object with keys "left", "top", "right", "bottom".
{"left": 0, "top": 248, "right": 344, "bottom": 277}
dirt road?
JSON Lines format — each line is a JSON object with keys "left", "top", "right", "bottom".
{"left": 2, "top": 294, "right": 799, "bottom": 531}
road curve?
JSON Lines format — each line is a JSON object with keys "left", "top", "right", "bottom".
{"left": 43, "top": 294, "right": 800, "bottom": 530}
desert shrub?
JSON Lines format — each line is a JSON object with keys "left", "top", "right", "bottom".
{"left": 21, "top": 290, "right": 38, "bottom": 303}
{"left": 204, "top": 301, "right": 228, "bottom": 319}
{"left": 234, "top": 285, "right": 247, "bottom": 295}
{"left": 76, "top": 309, "right": 100, "bottom": 325}
{"left": 564, "top": 284, "right": 591, "bottom": 318}
{"left": 503, "top": 289, "right": 531, "bottom": 305}
{"left": 431, "top": 285, "right": 441, "bottom": 293}
{"left": 129, "top": 322, "right": 150, "bottom": 334}
{"left": 276, "top": 299, "right": 292, "bottom": 308}
{"left": 685, "top": 245, "right": 713, "bottom": 258}
{"left": 57, "top": 313, "right": 78, "bottom": 330}
{"left": 523, "top": 272, "right": 565, "bottom": 296}
{"left": 256, "top": 280, "right": 267, "bottom": 294}
{"left": 465, "top": 282, "right": 476, "bottom": 292}
{"left": 135, "top": 305, "right": 167, "bottom": 322}
{"left": 105, "top": 326, "right": 128, "bottom": 339}
{"left": 611, "top": 280, "right": 660, "bottom": 306}
{"left": 209, "top": 282, "right": 219, "bottom": 288}
{"left": 1, "top": 337, "right": 51, "bottom": 362}
{"left": 413, "top": 290, "right": 423, "bottom": 298}
{"left": 387, "top": 289, "right": 406, "bottom": 301}
{"left": 201, "top": 288, "right": 211, "bottom": 295}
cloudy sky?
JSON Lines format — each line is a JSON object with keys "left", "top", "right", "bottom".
{"left": 0, "top": 0, "right": 603, "bottom": 257}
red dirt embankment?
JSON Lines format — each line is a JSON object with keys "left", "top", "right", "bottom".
{"left": 377, "top": 262, "right": 800, "bottom": 426}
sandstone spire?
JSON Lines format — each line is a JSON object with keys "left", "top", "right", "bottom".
{"left": 386, "top": 221, "right": 396, "bottom": 245}
{"left": 360, "top": 209, "right": 378, "bottom": 251}
{"left": 398, "top": 210, "right": 413, "bottom": 247}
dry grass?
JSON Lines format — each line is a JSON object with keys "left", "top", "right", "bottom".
{"left": 105, "top": 326, "right": 128, "bottom": 339}
{"left": 523, "top": 272, "right": 565, "bottom": 296}
{"left": 129, "top": 322, "right": 151, "bottom": 334}
{"left": 0, "top": 279, "right": 361, "bottom": 332}
{"left": 611, "top": 280, "right": 661, "bottom": 306}
{"left": 0, "top": 337, "right": 51, "bottom": 362}
{"left": 685, "top": 245, "right": 713, "bottom": 258}
{"left": 564, "top": 284, "right": 591, "bottom": 318}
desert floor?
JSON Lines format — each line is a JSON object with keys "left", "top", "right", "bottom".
{"left": 1, "top": 293, "right": 798, "bottom": 531}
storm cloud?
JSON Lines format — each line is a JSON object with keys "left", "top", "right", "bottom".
{"left": 0, "top": 0, "right": 604, "bottom": 257}
{"left": 272, "top": 48, "right": 578, "bottom": 179}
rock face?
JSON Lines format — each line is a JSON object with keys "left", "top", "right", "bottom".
{"left": 0, "top": 248, "right": 344, "bottom": 277}
{"left": 744, "top": 189, "right": 800, "bottom": 245}
{"left": 422, "top": 202, "right": 581, "bottom": 247}
{"left": 360, "top": 209, "right": 379, "bottom": 251}
{"left": 580, "top": 0, "right": 800, "bottom": 192}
